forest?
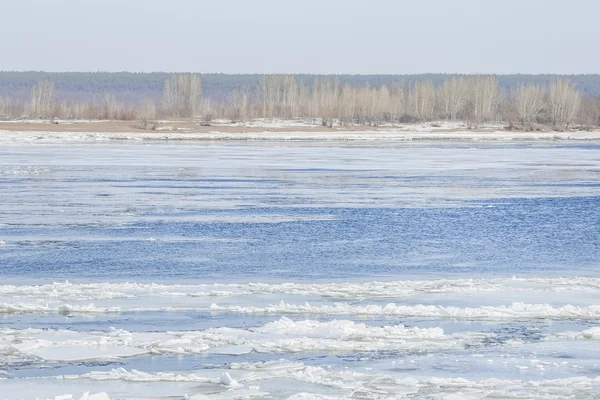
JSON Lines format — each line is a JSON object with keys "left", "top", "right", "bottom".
{"left": 1, "top": 72, "right": 600, "bottom": 130}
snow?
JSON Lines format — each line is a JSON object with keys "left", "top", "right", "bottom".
{"left": 2, "top": 276, "right": 600, "bottom": 303}
{"left": 1, "top": 129, "right": 599, "bottom": 144}
{"left": 0, "top": 302, "right": 120, "bottom": 314}
{"left": 209, "top": 300, "right": 600, "bottom": 320}
{"left": 12, "top": 363, "right": 600, "bottom": 399}
{"left": 219, "top": 372, "right": 239, "bottom": 386}
{"left": 4, "top": 278, "right": 600, "bottom": 319}
{"left": 546, "top": 326, "right": 600, "bottom": 340}
{"left": 0, "top": 317, "right": 483, "bottom": 362}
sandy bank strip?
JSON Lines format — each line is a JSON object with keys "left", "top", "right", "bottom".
{"left": 1, "top": 130, "right": 600, "bottom": 143}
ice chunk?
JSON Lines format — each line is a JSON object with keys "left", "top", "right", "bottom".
{"left": 219, "top": 372, "right": 239, "bottom": 386}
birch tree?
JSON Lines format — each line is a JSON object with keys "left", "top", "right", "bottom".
{"left": 282, "top": 75, "right": 298, "bottom": 119}
{"left": 338, "top": 84, "right": 356, "bottom": 125}
{"left": 388, "top": 82, "right": 406, "bottom": 125}
{"left": 409, "top": 81, "right": 435, "bottom": 121}
{"left": 137, "top": 97, "right": 156, "bottom": 129}
{"left": 579, "top": 96, "right": 600, "bottom": 129}
{"left": 314, "top": 78, "right": 338, "bottom": 127}
{"left": 101, "top": 93, "right": 119, "bottom": 120}
{"left": 163, "top": 73, "right": 201, "bottom": 118}
{"left": 259, "top": 75, "right": 284, "bottom": 118}
{"left": 466, "top": 75, "right": 499, "bottom": 127}
{"left": 548, "top": 79, "right": 580, "bottom": 128}
{"left": 513, "top": 83, "right": 544, "bottom": 128}
{"left": 29, "top": 81, "right": 56, "bottom": 119}
{"left": 438, "top": 77, "right": 467, "bottom": 120}
{"left": 0, "top": 96, "right": 10, "bottom": 119}
{"left": 377, "top": 85, "right": 391, "bottom": 125}
{"left": 228, "top": 85, "right": 251, "bottom": 121}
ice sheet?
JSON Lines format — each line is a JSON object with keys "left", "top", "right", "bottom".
{"left": 5, "top": 362, "right": 600, "bottom": 400}
{"left": 0, "top": 317, "right": 485, "bottom": 363}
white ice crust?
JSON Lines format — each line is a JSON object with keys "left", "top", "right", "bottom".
{"left": 1, "top": 276, "right": 600, "bottom": 305}
{"left": 1, "top": 129, "right": 600, "bottom": 144}
{"left": 17, "top": 361, "right": 600, "bottom": 400}
{"left": 0, "top": 317, "right": 483, "bottom": 362}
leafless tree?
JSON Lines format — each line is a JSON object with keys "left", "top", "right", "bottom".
{"left": 227, "top": 85, "right": 251, "bottom": 121}
{"left": 465, "top": 75, "right": 499, "bottom": 127}
{"left": 337, "top": 84, "right": 355, "bottom": 125}
{"left": 312, "top": 78, "right": 338, "bottom": 127}
{"left": 578, "top": 96, "right": 600, "bottom": 129}
{"left": 409, "top": 81, "right": 435, "bottom": 121}
{"left": 199, "top": 98, "right": 216, "bottom": 125}
{"left": 163, "top": 73, "right": 201, "bottom": 119}
{"left": 513, "top": 83, "right": 545, "bottom": 129}
{"left": 101, "top": 93, "right": 119, "bottom": 120}
{"left": 0, "top": 96, "right": 11, "bottom": 119}
{"left": 282, "top": 75, "right": 298, "bottom": 119}
{"left": 29, "top": 80, "right": 56, "bottom": 119}
{"left": 437, "top": 77, "right": 467, "bottom": 120}
{"left": 258, "top": 75, "right": 281, "bottom": 118}
{"left": 548, "top": 79, "right": 580, "bottom": 129}
{"left": 388, "top": 82, "right": 406, "bottom": 125}
{"left": 137, "top": 97, "right": 156, "bottom": 129}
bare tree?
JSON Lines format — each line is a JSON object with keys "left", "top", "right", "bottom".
{"left": 409, "top": 81, "right": 435, "bottom": 121}
{"left": 227, "top": 85, "right": 251, "bottom": 121}
{"left": 313, "top": 78, "right": 338, "bottom": 127}
{"left": 257, "top": 75, "right": 301, "bottom": 119}
{"left": 137, "top": 97, "right": 157, "bottom": 129}
{"left": 513, "top": 83, "right": 545, "bottom": 129}
{"left": 338, "top": 84, "right": 356, "bottom": 125}
{"left": 377, "top": 85, "right": 391, "bottom": 125}
{"left": 199, "top": 98, "right": 216, "bottom": 125}
{"left": 388, "top": 82, "right": 406, "bottom": 125}
{"left": 548, "top": 79, "right": 580, "bottom": 129}
{"left": 0, "top": 96, "right": 11, "bottom": 119}
{"left": 258, "top": 75, "right": 281, "bottom": 118}
{"left": 578, "top": 96, "right": 600, "bottom": 129}
{"left": 437, "top": 77, "right": 467, "bottom": 120}
{"left": 466, "top": 75, "right": 499, "bottom": 127}
{"left": 101, "top": 93, "right": 119, "bottom": 120}
{"left": 29, "top": 80, "right": 56, "bottom": 119}
{"left": 282, "top": 75, "right": 298, "bottom": 119}
{"left": 163, "top": 73, "right": 201, "bottom": 119}
{"left": 297, "top": 83, "right": 313, "bottom": 123}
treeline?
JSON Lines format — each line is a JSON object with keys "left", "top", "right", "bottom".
{"left": 2, "top": 73, "right": 600, "bottom": 130}
{"left": 3, "top": 72, "right": 600, "bottom": 101}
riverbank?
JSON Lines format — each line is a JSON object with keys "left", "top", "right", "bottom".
{"left": 1, "top": 119, "right": 599, "bottom": 142}
{"left": 1, "top": 129, "right": 599, "bottom": 143}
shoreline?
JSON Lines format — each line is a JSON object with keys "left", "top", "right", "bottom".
{"left": 1, "top": 120, "right": 600, "bottom": 143}
{"left": 1, "top": 129, "right": 600, "bottom": 143}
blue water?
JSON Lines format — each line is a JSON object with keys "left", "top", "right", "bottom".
{"left": 1, "top": 141, "right": 598, "bottom": 282}
{"left": 1, "top": 197, "right": 599, "bottom": 280}
{"left": 1, "top": 141, "right": 600, "bottom": 399}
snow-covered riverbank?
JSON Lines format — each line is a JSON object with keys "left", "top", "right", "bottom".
{"left": 1, "top": 129, "right": 600, "bottom": 143}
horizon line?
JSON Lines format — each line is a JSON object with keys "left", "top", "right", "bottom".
{"left": 1, "top": 70, "right": 599, "bottom": 76}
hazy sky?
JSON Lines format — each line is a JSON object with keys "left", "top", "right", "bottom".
{"left": 2, "top": 0, "right": 599, "bottom": 74}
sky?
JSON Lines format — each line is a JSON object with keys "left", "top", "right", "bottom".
{"left": 2, "top": 0, "right": 599, "bottom": 74}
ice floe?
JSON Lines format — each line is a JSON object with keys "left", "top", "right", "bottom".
{"left": 23, "top": 361, "right": 600, "bottom": 399}
{"left": 3, "top": 276, "right": 600, "bottom": 305}
{"left": 1, "top": 129, "right": 600, "bottom": 144}
{"left": 0, "top": 317, "right": 483, "bottom": 362}
{"left": 545, "top": 326, "right": 600, "bottom": 341}
{"left": 209, "top": 301, "right": 600, "bottom": 320}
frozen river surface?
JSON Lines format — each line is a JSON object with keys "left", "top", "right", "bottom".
{"left": 0, "top": 140, "right": 599, "bottom": 399}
